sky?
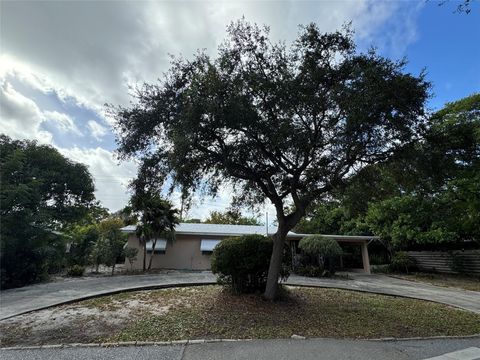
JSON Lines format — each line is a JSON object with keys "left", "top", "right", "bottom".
{"left": 1, "top": 0, "right": 479, "bottom": 221}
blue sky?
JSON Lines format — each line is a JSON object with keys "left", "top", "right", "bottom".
{"left": 1, "top": 0, "right": 478, "bottom": 218}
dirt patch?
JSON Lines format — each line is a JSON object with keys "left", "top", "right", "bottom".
{"left": 1, "top": 285, "right": 479, "bottom": 347}
{"left": 0, "top": 287, "right": 198, "bottom": 347}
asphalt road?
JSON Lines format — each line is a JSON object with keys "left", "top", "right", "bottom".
{"left": 2, "top": 338, "right": 480, "bottom": 360}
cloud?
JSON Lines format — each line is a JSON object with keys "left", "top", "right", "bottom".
{"left": 0, "top": 0, "right": 425, "bottom": 215}
{"left": 44, "top": 110, "right": 82, "bottom": 135}
{"left": 1, "top": 1, "right": 421, "bottom": 117}
{"left": 87, "top": 120, "right": 108, "bottom": 140}
{"left": 0, "top": 79, "right": 52, "bottom": 143}
{"left": 58, "top": 147, "right": 137, "bottom": 212}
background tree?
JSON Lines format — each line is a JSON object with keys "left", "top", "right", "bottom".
{"left": 0, "top": 135, "right": 95, "bottom": 288}
{"left": 298, "top": 94, "right": 479, "bottom": 253}
{"left": 97, "top": 217, "right": 127, "bottom": 275}
{"left": 203, "top": 209, "right": 260, "bottom": 225}
{"left": 112, "top": 20, "right": 429, "bottom": 299}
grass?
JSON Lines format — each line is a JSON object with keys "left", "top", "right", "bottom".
{"left": 393, "top": 273, "right": 480, "bottom": 292}
{"left": 108, "top": 286, "right": 480, "bottom": 341}
{"left": 1, "top": 285, "right": 479, "bottom": 347}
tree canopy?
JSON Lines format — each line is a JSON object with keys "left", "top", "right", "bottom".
{"left": 112, "top": 20, "right": 430, "bottom": 299}
{"left": 297, "top": 94, "right": 480, "bottom": 252}
{"left": 0, "top": 135, "right": 95, "bottom": 288}
{"left": 203, "top": 209, "right": 260, "bottom": 225}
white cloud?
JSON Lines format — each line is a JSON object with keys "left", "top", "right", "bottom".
{"left": 0, "top": 1, "right": 422, "bottom": 119}
{"left": 0, "top": 80, "right": 52, "bottom": 143}
{"left": 87, "top": 119, "right": 108, "bottom": 140}
{"left": 58, "top": 147, "right": 137, "bottom": 212}
{"left": 44, "top": 110, "right": 82, "bottom": 135}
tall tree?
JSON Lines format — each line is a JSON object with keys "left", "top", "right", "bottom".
{"left": 0, "top": 135, "right": 95, "bottom": 288}
{"left": 112, "top": 20, "right": 429, "bottom": 299}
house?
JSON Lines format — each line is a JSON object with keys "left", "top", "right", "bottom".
{"left": 121, "top": 223, "right": 375, "bottom": 273}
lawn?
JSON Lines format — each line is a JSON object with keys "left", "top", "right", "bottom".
{"left": 1, "top": 285, "right": 479, "bottom": 347}
{"left": 392, "top": 273, "right": 480, "bottom": 292}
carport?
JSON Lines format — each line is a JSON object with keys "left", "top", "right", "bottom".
{"left": 287, "top": 234, "right": 377, "bottom": 274}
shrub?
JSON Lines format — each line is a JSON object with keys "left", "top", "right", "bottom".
{"left": 124, "top": 247, "right": 139, "bottom": 271}
{"left": 298, "top": 235, "right": 343, "bottom": 275}
{"left": 295, "top": 265, "right": 324, "bottom": 277}
{"left": 66, "top": 265, "right": 85, "bottom": 277}
{"left": 211, "top": 235, "right": 290, "bottom": 293}
{"left": 389, "top": 251, "right": 416, "bottom": 274}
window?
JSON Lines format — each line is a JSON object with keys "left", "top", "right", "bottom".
{"left": 200, "top": 239, "right": 221, "bottom": 254}
{"left": 146, "top": 239, "right": 167, "bottom": 254}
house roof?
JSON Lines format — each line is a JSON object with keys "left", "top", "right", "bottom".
{"left": 121, "top": 223, "right": 377, "bottom": 242}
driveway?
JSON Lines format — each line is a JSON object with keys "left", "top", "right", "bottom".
{"left": 2, "top": 338, "right": 480, "bottom": 360}
{"left": 0, "top": 272, "right": 479, "bottom": 320}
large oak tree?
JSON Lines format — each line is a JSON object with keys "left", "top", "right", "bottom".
{"left": 112, "top": 20, "right": 429, "bottom": 299}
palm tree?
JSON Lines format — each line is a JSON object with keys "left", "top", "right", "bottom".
{"left": 131, "top": 193, "right": 179, "bottom": 272}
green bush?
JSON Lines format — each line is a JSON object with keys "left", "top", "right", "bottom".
{"left": 298, "top": 235, "right": 343, "bottom": 275}
{"left": 389, "top": 252, "right": 416, "bottom": 274}
{"left": 211, "top": 235, "right": 290, "bottom": 293}
{"left": 66, "top": 265, "right": 85, "bottom": 277}
{"left": 295, "top": 265, "right": 324, "bottom": 277}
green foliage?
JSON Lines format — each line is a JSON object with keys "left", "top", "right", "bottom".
{"left": 204, "top": 210, "right": 260, "bottom": 225}
{"left": 389, "top": 252, "right": 416, "bottom": 274}
{"left": 298, "top": 235, "right": 343, "bottom": 275}
{"left": 0, "top": 135, "right": 95, "bottom": 289}
{"left": 211, "top": 235, "right": 290, "bottom": 293}
{"left": 98, "top": 217, "right": 127, "bottom": 275}
{"left": 129, "top": 191, "right": 179, "bottom": 271}
{"left": 124, "top": 247, "right": 139, "bottom": 270}
{"left": 68, "top": 224, "right": 100, "bottom": 267}
{"left": 300, "top": 94, "right": 480, "bottom": 252}
{"left": 66, "top": 265, "right": 85, "bottom": 277}
{"left": 299, "top": 236, "right": 343, "bottom": 258}
{"left": 294, "top": 265, "right": 324, "bottom": 278}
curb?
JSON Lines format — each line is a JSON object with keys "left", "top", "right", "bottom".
{"left": 0, "top": 338, "right": 254, "bottom": 351}
{"left": 2, "top": 335, "right": 480, "bottom": 351}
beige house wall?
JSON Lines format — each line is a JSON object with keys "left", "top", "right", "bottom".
{"left": 125, "top": 234, "right": 225, "bottom": 271}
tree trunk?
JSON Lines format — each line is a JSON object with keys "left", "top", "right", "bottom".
{"left": 147, "top": 239, "right": 157, "bottom": 271}
{"left": 142, "top": 241, "right": 147, "bottom": 273}
{"left": 264, "top": 224, "right": 288, "bottom": 300}
{"left": 111, "top": 263, "right": 116, "bottom": 276}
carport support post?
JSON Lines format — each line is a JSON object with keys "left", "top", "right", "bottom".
{"left": 361, "top": 241, "right": 371, "bottom": 274}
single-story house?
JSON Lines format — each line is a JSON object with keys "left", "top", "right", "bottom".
{"left": 121, "top": 223, "right": 376, "bottom": 273}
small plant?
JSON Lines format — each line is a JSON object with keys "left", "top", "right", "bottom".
{"left": 124, "top": 247, "right": 139, "bottom": 271}
{"left": 389, "top": 252, "right": 416, "bottom": 274}
{"left": 67, "top": 265, "right": 85, "bottom": 277}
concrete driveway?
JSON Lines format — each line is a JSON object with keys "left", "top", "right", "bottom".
{"left": 0, "top": 272, "right": 479, "bottom": 320}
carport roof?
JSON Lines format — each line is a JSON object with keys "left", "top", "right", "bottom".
{"left": 121, "top": 223, "right": 378, "bottom": 242}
